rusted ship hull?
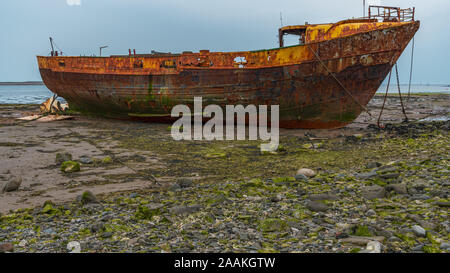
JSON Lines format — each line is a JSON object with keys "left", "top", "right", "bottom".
{"left": 37, "top": 20, "right": 419, "bottom": 129}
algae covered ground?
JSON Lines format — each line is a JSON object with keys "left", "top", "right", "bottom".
{"left": 0, "top": 94, "right": 449, "bottom": 253}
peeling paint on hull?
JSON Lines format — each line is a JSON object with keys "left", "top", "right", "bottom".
{"left": 37, "top": 21, "right": 419, "bottom": 129}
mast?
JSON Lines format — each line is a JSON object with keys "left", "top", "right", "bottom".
{"left": 49, "top": 37, "right": 55, "bottom": 56}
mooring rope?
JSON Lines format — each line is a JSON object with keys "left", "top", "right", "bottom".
{"left": 377, "top": 68, "right": 392, "bottom": 129}
{"left": 395, "top": 63, "right": 409, "bottom": 122}
{"left": 307, "top": 45, "right": 372, "bottom": 117}
{"left": 407, "top": 37, "right": 415, "bottom": 99}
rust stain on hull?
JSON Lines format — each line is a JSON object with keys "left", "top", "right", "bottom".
{"left": 37, "top": 15, "right": 420, "bottom": 129}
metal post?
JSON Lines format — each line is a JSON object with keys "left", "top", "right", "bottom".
{"left": 99, "top": 46, "right": 108, "bottom": 57}
{"left": 49, "top": 37, "right": 55, "bottom": 56}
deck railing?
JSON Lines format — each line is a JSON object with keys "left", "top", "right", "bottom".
{"left": 366, "top": 6, "right": 415, "bottom": 22}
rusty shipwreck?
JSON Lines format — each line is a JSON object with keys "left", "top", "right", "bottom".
{"left": 37, "top": 6, "right": 419, "bottom": 129}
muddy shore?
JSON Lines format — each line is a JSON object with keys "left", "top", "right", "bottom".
{"left": 0, "top": 94, "right": 449, "bottom": 253}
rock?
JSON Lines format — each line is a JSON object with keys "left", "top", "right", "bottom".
{"left": 412, "top": 225, "right": 427, "bottom": 237}
{"left": 101, "top": 232, "right": 113, "bottom": 239}
{"left": 67, "top": 241, "right": 81, "bottom": 253}
{"left": 356, "top": 171, "right": 378, "bottom": 180}
{"left": 177, "top": 178, "right": 194, "bottom": 188}
{"left": 340, "top": 236, "right": 385, "bottom": 246}
{"left": 362, "top": 185, "right": 386, "bottom": 200}
{"left": 170, "top": 204, "right": 202, "bottom": 215}
{"left": 60, "top": 161, "right": 81, "bottom": 173}
{"left": 294, "top": 173, "right": 308, "bottom": 182}
{"left": 440, "top": 242, "right": 450, "bottom": 250}
{"left": 129, "top": 193, "right": 139, "bottom": 199}
{"left": 308, "top": 193, "right": 338, "bottom": 201}
{"left": 77, "top": 191, "right": 99, "bottom": 205}
{"left": 366, "top": 162, "right": 382, "bottom": 169}
{"left": 435, "top": 201, "right": 450, "bottom": 208}
{"left": 379, "top": 173, "right": 400, "bottom": 180}
{"left": 296, "top": 168, "right": 316, "bottom": 178}
{"left": 365, "top": 209, "right": 377, "bottom": 217}
{"left": 0, "top": 242, "right": 14, "bottom": 253}
{"left": 42, "top": 228, "right": 56, "bottom": 235}
{"left": 2, "top": 176, "right": 22, "bottom": 193}
{"left": 410, "top": 194, "right": 431, "bottom": 200}
{"left": 18, "top": 239, "right": 27, "bottom": 247}
{"left": 365, "top": 241, "right": 382, "bottom": 253}
{"left": 305, "top": 200, "right": 328, "bottom": 212}
{"left": 56, "top": 152, "right": 72, "bottom": 165}
{"left": 101, "top": 156, "right": 113, "bottom": 164}
{"left": 270, "top": 194, "right": 283, "bottom": 202}
{"left": 259, "top": 218, "right": 289, "bottom": 232}
{"left": 79, "top": 156, "right": 93, "bottom": 164}
{"left": 90, "top": 223, "right": 105, "bottom": 233}
{"left": 386, "top": 184, "right": 408, "bottom": 195}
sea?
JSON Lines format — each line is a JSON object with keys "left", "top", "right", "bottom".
{"left": 0, "top": 83, "right": 449, "bottom": 104}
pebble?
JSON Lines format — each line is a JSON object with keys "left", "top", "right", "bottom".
{"left": 296, "top": 168, "right": 316, "bottom": 178}
{"left": 365, "top": 241, "right": 382, "bottom": 253}
{"left": 365, "top": 209, "right": 377, "bottom": 217}
{"left": 309, "top": 193, "right": 338, "bottom": 201}
{"left": 170, "top": 204, "right": 202, "bottom": 215}
{"left": 294, "top": 173, "right": 308, "bottom": 182}
{"left": 0, "top": 242, "right": 14, "bottom": 253}
{"left": 362, "top": 185, "right": 386, "bottom": 200}
{"left": 67, "top": 241, "right": 81, "bottom": 253}
{"left": 386, "top": 184, "right": 408, "bottom": 195}
{"left": 177, "top": 178, "right": 194, "bottom": 188}
{"left": 440, "top": 242, "right": 450, "bottom": 250}
{"left": 2, "top": 176, "right": 22, "bottom": 193}
{"left": 79, "top": 156, "right": 93, "bottom": 164}
{"left": 305, "top": 201, "right": 328, "bottom": 212}
{"left": 355, "top": 171, "right": 378, "bottom": 180}
{"left": 412, "top": 225, "right": 427, "bottom": 237}
{"left": 18, "top": 239, "right": 27, "bottom": 247}
{"left": 56, "top": 152, "right": 72, "bottom": 164}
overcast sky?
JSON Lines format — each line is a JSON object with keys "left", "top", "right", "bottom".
{"left": 0, "top": 0, "right": 449, "bottom": 84}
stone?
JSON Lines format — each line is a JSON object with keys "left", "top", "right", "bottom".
{"left": 296, "top": 168, "right": 316, "bottom": 178}
{"left": 270, "top": 194, "right": 282, "bottom": 202}
{"left": 386, "top": 184, "right": 408, "bottom": 195}
{"left": 340, "top": 236, "right": 385, "bottom": 246}
{"left": 365, "top": 241, "right": 382, "bottom": 253}
{"left": 60, "top": 161, "right": 80, "bottom": 173}
{"left": 77, "top": 191, "right": 99, "bottom": 205}
{"left": 365, "top": 209, "right": 377, "bottom": 217}
{"left": 379, "top": 173, "right": 400, "bottom": 180}
{"left": 366, "top": 162, "right": 382, "bottom": 169}
{"left": 101, "top": 232, "right": 113, "bottom": 239}
{"left": 170, "top": 204, "right": 202, "bottom": 215}
{"left": 308, "top": 193, "right": 338, "bottom": 201}
{"left": 356, "top": 171, "right": 378, "bottom": 180}
{"left": 101, "top": 156, "right": 113, "bottom": 164}
{"left": 435, "top": 202, "right": 450, "bottom": 208}
{"left": 79, "top": 156, "right": 93, "bottom": 164}
{"left": 56, "top": 152, "right": 72, "bottom": 164}
{"left": 67, "top": 241, "right": 81, "bottom": 253}
{"left": 412, "top": 225, "right": 427, "bottom": 237}
{"left": 18, "top": 239, "right": 27, "bottom": 247}
{"left": 362, "top": 185, "right": 386, "bottom": 200}
{"left": 2, "top": 176, "right": 22, "bottom": 193}
{"left": 90, "top": 223, "right": 105, "bottom": 233}
{"left": 294, "top": 173, "right": 308, "bottom": 182}
{"left": 440, "top": 242, "right": 450, "bottom": 250}
{"left": 305, "top": 201, "right": 328, "bottom": 212}
{"left": 0, "top": 242, "right": 14, "bottom": 253}
{"left": 177, "top": 178, "right": 194, "bottom": 188}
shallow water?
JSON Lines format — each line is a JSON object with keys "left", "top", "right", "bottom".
{"left": 0, "top": 83, "right": 449, "bottom": 104}
{"left": 0, "top": 85, "right": 56, "bottom": 104}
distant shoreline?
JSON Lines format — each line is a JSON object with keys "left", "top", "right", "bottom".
{"left": 0, "top": 81, "right": 44, "bottom": 86}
